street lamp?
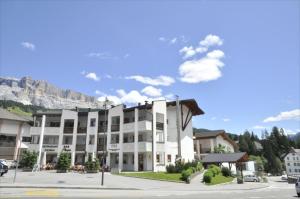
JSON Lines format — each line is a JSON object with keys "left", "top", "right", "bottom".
{"left": 101, "top": 97, "right": 109, "bottom": 186}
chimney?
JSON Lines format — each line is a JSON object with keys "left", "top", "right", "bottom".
{"left": 123, "top": 105, "right": 127, "bottom": 108}
{"left": 145, "top": 101, "right": 148, "bottom": 105}
{"left": 138, "top": 102, "right": 141, "bottom": 106}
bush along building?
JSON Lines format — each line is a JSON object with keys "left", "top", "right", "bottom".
{"left": 28, "top": 99, "right": 204, "bottom": 172}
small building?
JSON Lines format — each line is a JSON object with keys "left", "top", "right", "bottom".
{"left": 193, "top": 129, "right": 238, "bottom": 160}
{"left": 0, "top": 108, "right": 31, "bottom": 162}
{"left": 284, "top": 148, "right": 300, "bottom": 177}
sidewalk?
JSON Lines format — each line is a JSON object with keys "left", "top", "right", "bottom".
{"left": 0, "top": 170, "right": 270, "bottom": 192}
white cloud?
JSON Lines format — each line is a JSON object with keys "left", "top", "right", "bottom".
{"left": 95, "top": 90, "right": 106, "bottom": 96}
{"left": 283, "top": 128, "right": 296, "bottom": 135}
{"left": 126, "top": 75, "right": 175, "bottom": 86}
{"left": 87, "top": 52, "right": 118, "bottom": 59}
{"left": 206, "top": 50, "right": 225, "bottom": 59}
{"left": 124, "top": 54, "right": 130, "bottom": 58}
{"left": 222, "top": 118, "right": 231, "bottom": 122}
{"left": 159, "top": 37, "right": 166, "bottom": 42}
{"left": 104, "top": 74, "right": 112, "bottom": 79}
{"left": 82, "top": 71, "right": 100, "bottom": 81}
{"left": 211, "top": 117, "right": 217, "bottom": 120}
{"left": 21, "top": 42, "right": 35, "bottom": 51}
{"left": 199, "top": 34, "right": 223, "bottom": 47}
{"left": 141, "top": 86, "right": 162, "bottom": 97}
{"left": 98, "top": 95, "right": 122, "bottom": 105}
{"left": 179, "top": 34, "right": 223, "bottom": 59}
{"left": 178, "top": 50, "right": 225, "bottom": 83}
{"left": 252, "top": 125, "right": 269, "bottom": 129}
{"left": 263, "top": 109, "right": 300, "bottom": 123}
{"left": 170, "top": 37, "right": 177, "bottom": 44}
{"left": 179, "top": 46, "right": 208, "bottom": 59}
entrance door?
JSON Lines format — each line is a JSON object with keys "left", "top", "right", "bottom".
{"left": 138, "top": 154, "right": 144, "bottom": 171}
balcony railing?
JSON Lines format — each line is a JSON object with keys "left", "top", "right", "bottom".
{"left": 76, "top": 145, "right": 85, "bottom": 151}
{"left": 77, "top": 127, "right": 87, "bottom": 134}
{"left": 98, "top": 126, "right": 107, "bottom": 133}
{"left": 97, "top": 145, "right": 106, "bottom": 151}
{"left": 111, "top": 124, "right": 120, "bottom": 132}
{"left": 63, "top": 127, "right": 74, "bottom": 134}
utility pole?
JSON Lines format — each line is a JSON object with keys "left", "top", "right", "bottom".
{"left": 175, "top": 95, "right": 181, "bottom": 160}
{"left": 101, "top": 97, "right": 108, "bottom": 186}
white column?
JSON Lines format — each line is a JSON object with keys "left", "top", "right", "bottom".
{"left": 210, "top": 139, "right": 214, "bottom": 152}
{"left": 152, "top": 109, "right": 157, "bottom": 172}
{"left": 196, "top": 140, "right": 200, "bottom": 158}
{"left": 92, "top": 152, "right": 95, "bottom": 160}
{"left": 37, "top": 115, "right": 46, "bottom": 168}
{"left": 134, "top": 108, "right": 138, "bottom": 171}
{"left": 71, "top": 151, "right": 75, "bottom": 167}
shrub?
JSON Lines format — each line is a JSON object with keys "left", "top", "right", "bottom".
{"left": 175, "top": 160, "right": 184, "bottom": 173}
{"left": 57, "top": 152, "right": 71, "bottom": 171}
{"left": 19, "top": 150, "right": 38, "bottom": 169}
{"left": 85, "top": 155, "right": 100, "bottom": 172}
{"left": 221, "top": 167, "right": 231, "bottom": 177}
{"left": 208, "top": 164, "right": 221, "bottom": 176}
{"left": 166, "top": 164, "right": 176, "bottom": 173}
{"left": 196, "top": 162, "right": 203, "bottom": 171}
{"left": 203, "top": 170, "right": 213, "bottom": 183}
{"left": 181, "top": 168, "right": 193, "bottom": 182}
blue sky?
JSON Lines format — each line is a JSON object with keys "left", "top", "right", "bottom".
{"left": 0, "top": 0, "right": 299, "bottom": 136}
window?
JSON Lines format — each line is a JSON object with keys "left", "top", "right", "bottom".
{"left": 111, "top": 134, "right": 119, "bottom": 144}
{"left": 62, "top": 136, "right": 73, "bottom": 145}
{"left": 167, "top": 154, "right": 171, "bottom": 163}
{"left": 89, "top": 135, "right": 95, "bottom": 145}
{"left": 31, "top": 135, "right": 40, "bottom": 144}
{"left": 111, "top": 116, "right": 120, "bottom": 132}
{"left": 43, "top": 136, "right": 59, "bottom": 145}
{"left": 64, "top": 119, "right": 74, "bottom": 133}
{"left": 295, "top": 169, "right": 298, "bottom": 173}
{"left": 156, "top": 113, "right": 164, "bottom": 130}
{"left": 294, "top": 157, "right": 296, "bottom": 160}
{"left": 123, "top": 154, "right": 127, "bottom": 164}
{"left": 297, "top": 157, "right": 299, "bottom": 160}
{"left": 22, "top": 137, "right": 31, "bottom": 142}
{"left": 294, "top": 163, "right": 297, "bottom": 166}
{"left": 287, "top": 163, "right": 290, "bottom": 166}
{"left": 156, "top": 152, "right": 165, "bottom": 165}
{"left": 90, "top": 118, "right": 96, "bottom": 127}
{"left": 289, "top": 169, "right": 292, "bottom": 172}
{"left": 156, "top": 132, "right": 164, "bottom": 143}
{"left": 287, "top": 157, "right": 289, "bottom": 160}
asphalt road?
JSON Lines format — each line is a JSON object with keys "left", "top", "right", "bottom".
{"left": 0, "top": 180, "right": 297, "bottom": 199}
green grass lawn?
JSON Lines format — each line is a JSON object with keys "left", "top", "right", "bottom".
{"left": 206, "top": 174, "right": 234, "bottom": 185}
{"left": 119, "top": 172, "right": 183, "bottom": 182}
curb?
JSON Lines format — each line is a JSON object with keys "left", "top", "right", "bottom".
{"left": 117, "top": 174, "right": 186, "bottom": 184}
{"left": 0, "top": 185, "right": 140, "bottom": 190}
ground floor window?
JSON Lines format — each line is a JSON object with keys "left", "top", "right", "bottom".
{"left": 156, "top": 152, "right": 165, "bottom": 165}
{"left": 167, "top": 154, "right": 171, "bottom": 163}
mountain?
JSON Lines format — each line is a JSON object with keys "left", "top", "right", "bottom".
{"left": 288, "top": 132, "right": 300, "bottom": 141}
{"left": 0, "top": 76, "right": 109, "bottom": 109}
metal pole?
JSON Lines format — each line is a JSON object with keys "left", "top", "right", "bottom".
{"left": 175, "top": 95, "right": 181, "bottom": 160}
{"left": 36, "top": 115, "right": 46, "bottom": 171}
{"left": 13, "top": 123, "right": 24, "bottom": 183}
{"left": 101, "top": 97, "right": 108, "bottom": 186}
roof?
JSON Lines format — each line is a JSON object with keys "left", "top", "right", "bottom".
{"left": 194, "top": 129, "right": 238, "bottom": 149}
{"left": 0, "top": 108, "right": 32, "bottom": 122}
{"left": 167, "top": 99, "right": 204, "bottom": 116}
{"left": 202, "top": 152, "right": 248, "bottom": 163}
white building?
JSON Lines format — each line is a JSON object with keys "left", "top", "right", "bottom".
{"left": 28, "top": 99, "right": 204, "bottom": 171}
{"left": 284, "top": 148, "right": 300, "bottom": 176}
{"left": 193, "top": 129, "right": 238, "bottom": 160}
{"left": 0, "top": 108, "right": 31, "bottom": 162}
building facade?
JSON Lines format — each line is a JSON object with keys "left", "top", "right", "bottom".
{"left": 193, "top": 129, "right": 237, "bottom": 160}
{"left": 284, "top": 148, "right": 300, "bottom": 176}
{"left": 29, "top": 99, "right": 204, "bottom": 171}
{"left": 0, "top": 108, "right": 31, "bottom": 161}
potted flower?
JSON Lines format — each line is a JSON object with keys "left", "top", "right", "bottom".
{"left": 85, "top": 155, "right": 100, "bottom": 173}
{"left": 19, "top": 150, "right": 38, "bottom": 171}
{"left": 56, "top": 152, "right": 71, "bottom": 173}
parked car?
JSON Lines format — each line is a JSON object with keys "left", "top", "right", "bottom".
{"left": 281, "top": 174, "right": 288, "bottom": 181}
{"left": 0, "top": 159, "right": 8, "bottom": 176}
{"left": 244, "top": 175, "right": 260, "bottom": 182}
{"left": 295, "top": 178, "right": 300, "bottom": 197}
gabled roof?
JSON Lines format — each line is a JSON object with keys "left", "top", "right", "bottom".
{"left": 0, "top": 108, "right": 32, "bottom": 122}
{"left": 167, "top": 99, "right": 204, "bottom": 116}
{"left": 194, "top": 129, "right": 238, "bottom": 149}
{"left": 202, "top": 152, "right": 248, "bottom": 163}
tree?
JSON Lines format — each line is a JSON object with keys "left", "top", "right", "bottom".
{"left": 214, "top": 144, "right": 226, "bottom": 153}
{"left": 57, "top": 152, "right": 71, "bottom": 172}
{"left": 19, "top": 150, "right": 38, "bottom": 169}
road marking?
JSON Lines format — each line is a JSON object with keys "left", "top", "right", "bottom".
{"left": 25, "top": 189, "right": 59, "bottom": 197}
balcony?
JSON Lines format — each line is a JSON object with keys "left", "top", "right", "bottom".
{"left": 30, "top": 127, "right": 60, "bottom": 134}
{"left": 108, "top": 143, "right": 120, "bottom": 151}
{"left": 76, "top": 144, "right": 85, "bottom": 151}
{"left": 111, "top": 124, "right": 120, "bottom": 132}
{"left": 138, "top": 142, "right": 152, "bottom": 152}
{"left": 42, "top": 144, "right": 58, "bottom": 148}
{"left": 98, "top": 126, "right": 107, "bottom": 133}
{"left": 123, "top": 122, "right": 134, "bottom": 133}
{"left": 63, "top": 127, "right": 74, "bottom": 134}
{"left": 77, "top": 127, "right": 87, "bottom": 134}
{"left": 97, "top": 145, "right": 106, "bottom": 151}
{"left": 138, "top": 121, "right": 152, "bottom": 131}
